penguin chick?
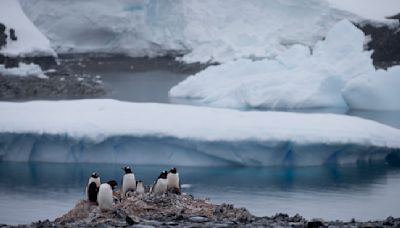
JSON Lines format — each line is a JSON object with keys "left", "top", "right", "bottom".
{"left": 86, "top": 172, "right": 100, "bottom": 203}
{"left": 121, "top": 166, "right": 136, "bottom": 199}
{"left": 167, "top": 167, "right": 180, "bottom": 194}
{"left": 98, "top": 180, "right": 118, "bottom": 211}
{"left": 136, "top": 181, "right": 145, "bottom": 194}
{"left": 151, "top": 171, "right": 168, "bottom": 195}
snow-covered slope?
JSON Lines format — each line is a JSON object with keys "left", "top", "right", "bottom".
{"left": 0, "top": 0, "right": 56, "bottom": 57}
{"left": 0, "top": 99, "right": 399, "bottom": 166}
{"left": 327, "top": 0, "right": 400, "bottom": 23}
{"left": 19, "top": 0, "right": 359, "bottom": 63}
{"left": 170, "top": 20, "right": 381, "bottom": 110}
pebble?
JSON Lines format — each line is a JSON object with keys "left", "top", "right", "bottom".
{"left": 189, "top": 216, "right": 209, "bottom": 223}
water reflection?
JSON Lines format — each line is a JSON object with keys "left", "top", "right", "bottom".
{"left": 1, "top": 162, "right": 400, "bottom": 223}
{"left": 0, "top": 162, "right": 395, "bottom": 192}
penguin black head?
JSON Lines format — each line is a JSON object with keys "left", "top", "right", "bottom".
{"left": 122, "top": 166, "right": 132, "bottom": 174}
{"left": 107, "top": 180, "right": 118, "bottom": 190}
{"left": 91, "top": 172, "right": 99, "bottom": 178}
{"left": 158, "top": 170, "right": 168, "bottom": 179}
{"left": 169, "top": 167, "right": 177, "bottom": 174}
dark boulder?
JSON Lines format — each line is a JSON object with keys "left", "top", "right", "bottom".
{"left": 0, "top": 22, "right": 7, "bottom": 49}
{"left": 357, "top": 22, "right": 400, "bottom": 69}
{"left": 9, "top": 28, "right": 17, "bottom": 41}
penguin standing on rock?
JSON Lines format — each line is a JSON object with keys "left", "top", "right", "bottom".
{"left": 151, "top": 171, "right": 168, "bottom": 195}
{"left": 167, "top": 167, "right": 180, "bottom": 194}
{"left": 121, "top": 166, "right": 136, "bottom": 199}
{"left": 136, "top": 181, "right": 145, "bottom": 194}
{"left": 86, "top": 172, "right": 100, "bottom": 203}
{"left": 98, "top": 180, "right": 118, "bottom": 211}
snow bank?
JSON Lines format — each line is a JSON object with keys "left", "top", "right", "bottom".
{"left": 19, "top": 0, "right": 357, "bottom": 63}
{"left": 0, "top": 99, "right": 399, "bottom": 166}
{"left": 0, "top": 63, "right": 47, "bottom": 78}
{"left": 170, "top": 20, "right": 378, "bottom": 110}
{"left": 327, "top": 0, "right": 400, "bottom": 23}
{"left": 0, "top": 0, "right": 56, "bottom": 57}
{"left": 343, "top": 66, "right": 400, "bottom": 110}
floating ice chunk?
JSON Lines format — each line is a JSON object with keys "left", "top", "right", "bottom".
{"left": 0, "top": 99, "right": 399, "bottom": 166}
{"left": 170, "top": 20, "right": 374, "bottom": 110}
{"left": 343, "top": 66, "right": 400, "bottom": 110}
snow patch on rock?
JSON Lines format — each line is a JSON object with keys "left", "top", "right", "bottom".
{"left": 0, "top": 63, "right": 47, "bottom": 78}
{"left": 0, "top": 0, "right": 56, "bottom": 57}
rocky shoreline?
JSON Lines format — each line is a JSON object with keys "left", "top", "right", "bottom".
{"left": 2, "top": 193, "right": 399, "bottom": 228}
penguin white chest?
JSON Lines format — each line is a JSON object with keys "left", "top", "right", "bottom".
{"left": 167, "top": 173, "right": 179, "bottom": 189}
{"left": 98, "top": 184, "right": 113, "bottom": 211}
{"left": 121, "top": 173, "right": 136, "bottom": 197}
{"left": 136, "top": 182, "right": 145, "bottom": 194}
{"left": 152, "top": 179, "right": 167, "bottom": 195}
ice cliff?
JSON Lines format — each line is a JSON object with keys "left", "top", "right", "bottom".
{"left": 18, "top": 0, "right": 361, "bottom": 63}
{"left": 0, "top": 100, "right": 399, "bottom": 166}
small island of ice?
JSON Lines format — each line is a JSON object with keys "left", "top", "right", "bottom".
{"left": 0, "top": 99, "right": 399, "bottom": 166}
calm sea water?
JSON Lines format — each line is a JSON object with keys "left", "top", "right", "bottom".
{"left": 0, "top": 162, "right": 399, "bottom": 225}
{"left": 1, "top": 60, "right": 400, "bottom": 225}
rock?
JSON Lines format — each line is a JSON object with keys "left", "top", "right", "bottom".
{"left": 0, "top": 22, "right": 6, "bottom": 49}
{"left": 290, "top": 213, "right": 304, "bottom": 223}
{"left": 189, "top": 216, "right": 209, "bottom": 223}
{"left": 357, "top": 23, "right": 400, "bottom": 69}
{"left": 9, "top": 28, "right": 17, "bottom": 41}
{"left": 125, "top": 215, "right": 136, "bottom": 225}
{"left": 307, "top": 220, "right": 324, "bottom": 228}
{"left": 5, "top": 190, "right": 400, "bottom": 227}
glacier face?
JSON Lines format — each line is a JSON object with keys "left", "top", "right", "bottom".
{"left": 18, "top": 0, "right": 357, "bottom": 63}
{"left": 0, "top": 99, "right": 399, "bottom": 166}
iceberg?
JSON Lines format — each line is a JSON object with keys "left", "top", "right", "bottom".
{"left": 342, "top": 66, "right": 400, "bottom": 110}
{"left": 0, "top": 99, "right": 399, "bottom": 166}
{"left": 18, "top": 0, "right": 359, "bottom": 63}
{"left": 170, "top": 20, "right": 377, "bottom": 110}
{"left": 0, "top": 0, "right": 56, "bottom": 58}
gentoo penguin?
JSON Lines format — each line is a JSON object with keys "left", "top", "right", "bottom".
{"left": 98, "top": 180, "right": 118, "bottom": 211}
{"left": 151, "top": 171, "right": 168, "bottom": 195}
{"left": 121, "top": 166, "right": 136, "bottom": 199}
{"left": 86, "top": 172, "right": 100, "bottom": 203}
{"left": 136, "top": 181, "right": 145, "bottom": 194}
{"left": 167, "top": 167, "right": 180, "bottom": 194}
